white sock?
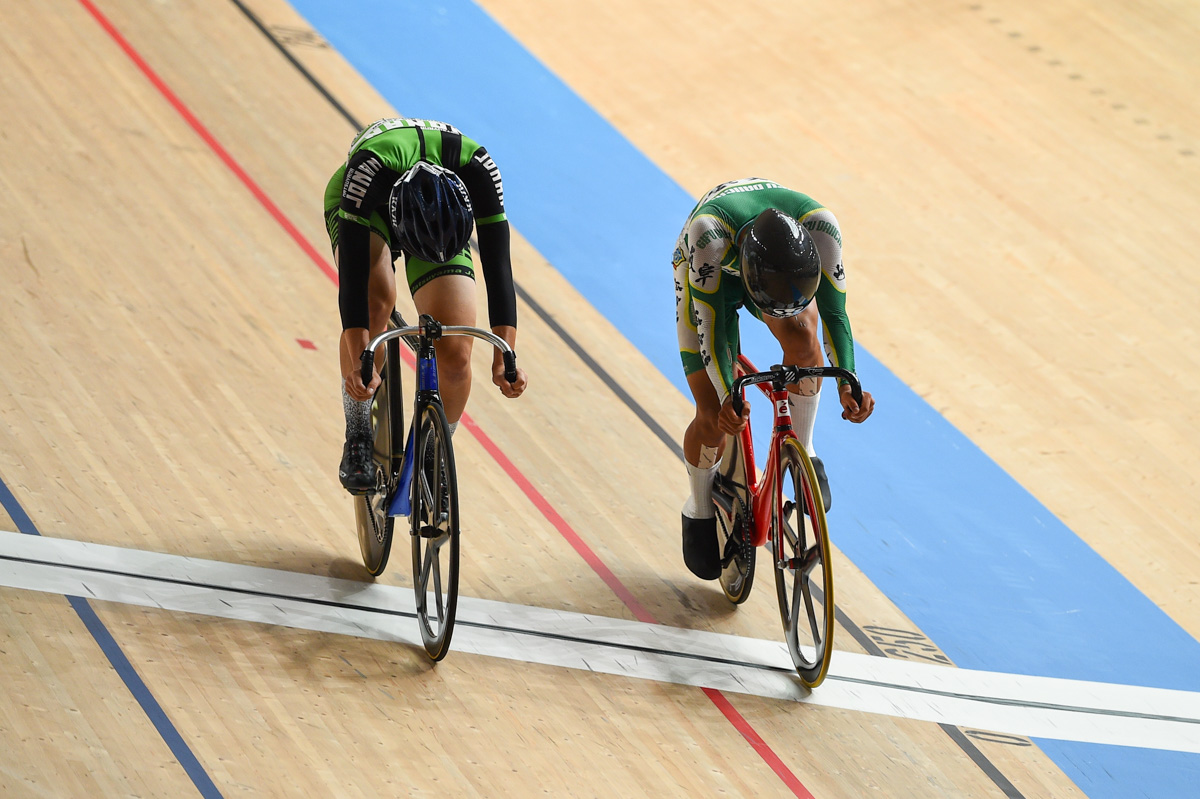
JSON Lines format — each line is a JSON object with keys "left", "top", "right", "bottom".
{"left": 448, "top": 421, "right": 458, "bottom": 437}
{"left": 789, "top": 390, "right": 820, "bottom": 457}
{"left": 683, "top": 461, "right": 718, "bottom": 519}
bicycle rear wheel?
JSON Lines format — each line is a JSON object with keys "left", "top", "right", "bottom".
{"left": 715, "top": 433, "right": 755, "bottom": 604}
{"left": 774, "top": 438, "right": 835, "bottom": 687}
{"left": 410, "top": 399, "right": 460, "bottom": 661}
{"left": 355, "top": 339, "right": 403, "bottom": 576}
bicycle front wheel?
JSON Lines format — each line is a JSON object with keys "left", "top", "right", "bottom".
{"left": 410, "top": 399, "right": 460, "bottom": 661}
{"left": 774, "top": 439, "right": 835, "bottom": 687}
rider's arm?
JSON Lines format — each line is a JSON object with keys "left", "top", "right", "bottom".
{"left": 336, "top": 149, "right": 402, "bottom": 330}
{"left": 453, "top": 142, "right": 525, "bottom": 396}
{"left": 455, "top": 145, "right": 516, "bottom": 330}
{"left": 802, "top": 209, "right": 856, "bottom": 380}
{"left": 686, "top": 214, "right": 739, "bottom": 402}
{"left": 337, "top": 219, "right": 372, "bottom": 330}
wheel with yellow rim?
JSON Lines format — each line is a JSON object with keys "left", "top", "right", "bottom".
{"left": 774, "top": 438, "right": 835, "bottom": 687}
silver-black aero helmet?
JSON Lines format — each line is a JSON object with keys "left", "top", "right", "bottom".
{"left": 739, "top": 208, "right": 821, "bottom": 318}
{"left": 388, "top": 162, "right": 474, "bottom": 264}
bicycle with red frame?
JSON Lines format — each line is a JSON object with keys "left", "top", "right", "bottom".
{"left": 712, "top": 354, "right": 863, "bottom": 688}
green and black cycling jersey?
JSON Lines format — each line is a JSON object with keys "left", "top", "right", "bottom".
{"left": 323, "top": 118, "right": 516, "bottom": 331}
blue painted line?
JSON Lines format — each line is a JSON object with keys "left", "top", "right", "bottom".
{"left": 0, "top": 475, "right": 39, "bottom": 535}
{"left": 288, "top": 2, "right": 1200, "bottom": 795}
{"left": 0, "top": 475, "right": 223, "bottom": 798}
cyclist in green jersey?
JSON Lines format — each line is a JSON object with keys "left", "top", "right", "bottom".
{"left": 324, "top": 118, "right": 528, "bottom": 493}
{"left": 674, "top": 178, "right": 875, "bottom": 579}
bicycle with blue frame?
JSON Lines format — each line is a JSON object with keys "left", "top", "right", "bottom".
{"left": 713, "top": 354, "right": 862, "bottom": 687}
{"left": 353, "top": 311, "right": 518, "bottom": 661}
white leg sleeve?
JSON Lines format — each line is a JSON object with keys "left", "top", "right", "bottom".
{"left": 682, "top": 461, "right": 719, "bottom": 519}
{"left": 789, "top": 390, "right": 820, "bottom": 457}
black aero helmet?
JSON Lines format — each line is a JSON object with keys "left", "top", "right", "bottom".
{"left": 388, "top": 162, "right": 474, "bottom": 264}
{"left": 739, "top": 209, "right": 821, "bottom": 318}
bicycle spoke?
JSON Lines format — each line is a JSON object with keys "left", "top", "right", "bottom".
{"left": 410, "top": 400, "right": 460, "bottom": 661}
{"left": 775, "top": 439, "right": 836, "bottom": 686}
{"left": 801, "top": 579, "right": 822, "bottom": 644}
{"left": 431, "top": 560, "right": 444, "bottom": 617}
{"left": 419, "top": 468, "right": 434, "bottom": 514}
{"left": 799, "top": 546, "right": 821, "bottom": 576}
{"left": 417, "top": 546, "right": 433, "bottom": 595}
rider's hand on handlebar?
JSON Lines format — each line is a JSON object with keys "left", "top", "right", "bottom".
{"left": 839, "top": 383, "right": 874, "bottom": 423}
{"left": 492, "top": 359, "right": 528, "bottom": 398}
{"left": 340, "top": 328, "right": 379, "bottom": 401}
{"left": 345, "top": 366, "right": 380, "bottom": 402}
{"left": 718, "top": 395, "right": 750, "bottom": 435}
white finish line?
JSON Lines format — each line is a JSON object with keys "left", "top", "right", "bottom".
{"left": 3, "top": 529, "right": 1199, "bottom": 754}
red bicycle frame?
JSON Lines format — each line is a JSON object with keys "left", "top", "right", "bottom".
{"left": 733, "top": 354, "right": 811, "bottom": 551}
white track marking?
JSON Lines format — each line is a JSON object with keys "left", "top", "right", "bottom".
{"left": 3, "top": 530, "right": 1199, "bottom": 754}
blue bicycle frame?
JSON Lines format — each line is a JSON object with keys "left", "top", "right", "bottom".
{"left": 359, "top": 314, "right": 516, "bottom": 520}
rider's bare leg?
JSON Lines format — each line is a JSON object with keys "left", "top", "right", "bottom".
{"left": 682, "top": 370, "right": 725, "bottom": 518}
{"left": 412, "top": 273, "right": 476, "bottom": 426}
{"left": 764, "top": 303, "right": 833, "bottom": 508}
{"left": 763, "top": 303, "right": 823, "bottom": 456}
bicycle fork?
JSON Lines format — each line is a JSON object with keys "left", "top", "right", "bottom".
{"left": 388, "top": 337, "right": 440, "bottom": 519}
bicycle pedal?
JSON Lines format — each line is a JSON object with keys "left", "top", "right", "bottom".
{"left": 414, "top": 524, "right": 441, "bottom": 539}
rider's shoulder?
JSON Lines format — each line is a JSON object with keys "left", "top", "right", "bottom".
{"left": 347, "top": 118, "right": 468, "bottom": 156}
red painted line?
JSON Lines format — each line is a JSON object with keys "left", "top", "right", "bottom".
{"left": 458, "top": 415, "right": 657, "bottom": 624}
{"left": 80, "top": 4, "right": 812, "bottom": 794}
{"left": 296, "top": 339, "right": 317, "bottom": 350}
{"left": 703, "top": 688, "right": 817, "bottom": 799}
{"left": 76, "top": 0, "right": 338, "bottom": 287}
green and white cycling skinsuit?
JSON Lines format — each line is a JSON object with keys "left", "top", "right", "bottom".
{"left": 323, "top": 117, "right": 516, "bottom": 331}
{"left": 673, "top": 178, "right": 856, "bottom": 401}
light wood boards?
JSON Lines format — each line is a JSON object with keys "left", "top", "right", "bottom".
{"left": 2, "top": 0, "right": 1193, "bottom": 796}
{"left": 475, "top": 0, "right": 1200, "bottom": 639}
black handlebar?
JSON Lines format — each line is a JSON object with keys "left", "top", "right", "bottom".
{"left": 359, "top": 348, "right": 375, "bottom": 388}
{"left": 503, "top": 350, "right": 518, "bottom": 385}
{"left": 730, "top": 365, "right": 862, "bottom": 416}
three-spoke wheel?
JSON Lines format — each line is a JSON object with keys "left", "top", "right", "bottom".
{"left": 774, "top": 438, "right": 836, "bottom": 687}
{"left": 410, "top": 399, "right": 460, "bottom": 661}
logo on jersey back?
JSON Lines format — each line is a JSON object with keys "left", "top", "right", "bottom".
{"left": 472, "top": 150, "right": 504, "bottom": 206}
{"left": 342, "top": 155, "right": 382, "bottom": 210}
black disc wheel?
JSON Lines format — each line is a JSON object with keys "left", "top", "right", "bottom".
{"left": 716, "top": 434, "right": 756, "bottom": 604}
{"left": 774, "top": 439, "right": 835, "bottom": 687}
{"left": 718, "top": 511, "right": 756, "bottom": 604}
{"left": 410, "top": 400, "right": 459, "bottom": 661}
{"left": 355, "top": 352, "right": 400, "bottom": 576}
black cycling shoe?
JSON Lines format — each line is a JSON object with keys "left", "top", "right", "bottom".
{"left": 682, "top": 513, "right": 721, "bottom": 580}
{"left": 810, "top": 455, "right": 832, "bottom": 512}
{"left": 339, "top": 436, "right": 376, "bottom": 494}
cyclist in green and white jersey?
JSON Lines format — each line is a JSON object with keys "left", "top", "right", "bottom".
{"left": 674, "top": 178, "right": 874, "bottom": 579}
{"left": 324, "top": 117, "right": 528, "bottom": 493}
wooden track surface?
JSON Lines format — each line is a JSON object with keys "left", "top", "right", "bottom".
{"left": 0, "top": 0, "right": 1196, "bottom": 796}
